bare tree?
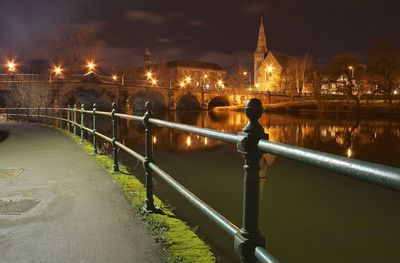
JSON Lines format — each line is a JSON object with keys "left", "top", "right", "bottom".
{"left": 286, "top": 55, "right": 312, "bottom": 95}
{"left": 226, "top": 61, "right": 251, "bottom": 89}
{"left": 307, "top": 66, "right": 325, "bottom": 97}
{"left": 328, "top": 53, "right": 366, "bottom": 105}
{"left": 47, "top": 24, "right": 105, "bottom": 71}
{"left": 367, "top": 40, "right": 400, "bottom": 104}
{"left": 7, "top": 75, "right": 52, "bottom": 108}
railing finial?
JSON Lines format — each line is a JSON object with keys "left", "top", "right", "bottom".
{"left": 243, "top": 98, "right": 265, "bottom": 136}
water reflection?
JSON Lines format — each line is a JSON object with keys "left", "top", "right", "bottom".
{"left": 93, "top": 111, "right": 400, "bottom": 263}
{"left": 107, "top": 111, "right": 400, "bottom": 166}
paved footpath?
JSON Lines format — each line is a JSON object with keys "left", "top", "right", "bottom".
{"left": 0, "top": 121, "right": 162, "bottom": 263}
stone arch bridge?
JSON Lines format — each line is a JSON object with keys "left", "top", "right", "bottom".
{"left": 0, "top": 74, "right": 274, "bottom": 111}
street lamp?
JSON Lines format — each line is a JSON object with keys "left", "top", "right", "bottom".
{"left": 185, "top": 76, "right": 192, "bottom": 85}
{"left": 87, "top": 61, "right": 96, "bottom": 73}
{"left": 348, "top": 66, "right": 354, "bottom": 78}
{"left": 243, "top": 71, "right": 252, "bottom": 90}
{"left": 146, "top": 71, "right": 153, "bottom": 80}
{"left": 53, "top": 66, "right": 63, "bottom": 76}
{"left": 179, "top": 81, "right": 185, "bottom": 88}
{"left": 112, "top": 74, "right": 118, "bottom": 81}
{"left": 7, "top": 60, "right": 16, "bottom": 72}
{"left": 151, "top": 78, "right": 158, "bottom": 86}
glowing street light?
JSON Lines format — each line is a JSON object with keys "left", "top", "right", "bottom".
{"left": 255, "top": 83, "right": 260, "bottom": 89}
{"left": 243, "top": 71, "right": 252, "bottom": 89}
{"left": 7, "top": 61, "right": 16, "bottom": 72}
{"left": 185, "top": 76, "right": 192, "bottom": 84}
{"left": 53, "top": 66, "right": 63, "bottom": 75}
{"left": 87, "top": 61, "right": 96, "bottom": 72}
{"left": 266, "top": 65, "right": 274, "bottom": 74}
{"left": 146, "top": 71, "right": 153, "bottom": 80}
{"left": 112, "top": 74, "right": 118, "bottom": 81}
{"left": 179, "top": 81, "right": 186, "bottom": 88}
{"left": 348, "top": 66, "right": 354, "bottom": 78}
{"left": 151, "top": 78, "right": 158, "bottom": 86}
{"left": 217, "top": 79, "right": 224, "bottom": 87}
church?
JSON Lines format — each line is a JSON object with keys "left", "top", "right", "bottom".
{"left": 253, "top": 18, "right": 292, "bottom": 92}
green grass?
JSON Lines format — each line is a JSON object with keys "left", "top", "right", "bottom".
{"left": 60, "top": 129, "right": 216, "bottom": 263}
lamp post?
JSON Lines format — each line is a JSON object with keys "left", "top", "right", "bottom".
{"left": 348, "top": 66, "right": 354, "bottom": 79}
{"left": 243, "top": 71, "right": 252, "bottom": 90}
{"left": 7, "top": 61, "right": 16, "bottom": 73}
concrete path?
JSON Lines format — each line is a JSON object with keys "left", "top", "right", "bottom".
{"left": 0, "top": 121, "right": 162, "bottom": 263}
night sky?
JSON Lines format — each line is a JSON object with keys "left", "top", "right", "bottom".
{"left": 1, "top": 0, "right": 399, "bottom": 69}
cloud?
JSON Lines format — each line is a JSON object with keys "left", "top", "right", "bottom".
{"left": 125, "top": 10, "right": 166, "bottom": 24}
{"left": 153, "top": 47, "right": 186, "bottom": 62}
{"left": 188, "top": 20, "right": 205, "bottom": 27}
{"left": 241, "top": 2, "right": 268, "bottom": 15}
{"left": 99, "top": 46, "right": 143, "bottom": 66}
{"left": 197, "top": 50, "right": 252, "bottom": 69}
{"left": 156, "top": 38, "right": 173, "bottom": 44}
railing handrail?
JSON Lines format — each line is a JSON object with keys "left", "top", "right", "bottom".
{"left": 257, "top": 140, "right": 400, "bottom": 191}
{"left": 1, "top": 102, "right": 400, "bottom": 263}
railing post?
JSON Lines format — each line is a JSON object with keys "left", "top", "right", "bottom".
{"left": 44, "top": 106, "right": 47, "bottom": 123}
{"left": 16, "top": 106, "right": 18, "bottom": 122}
{"left": 235, "top": 98, "right": 268, "bottom": 263}
{"left": 73, "top": 104, "right": 77, "bottom": 136}
{"left": 51, "top": 106, "right": 54, "bottom": 127}
{"left": 92, "top": 103, "right": 97, "bottom": 154}
{"left": 59, "top": 104, "right": 62, "bottom": 129}
{"left": 111, "top": 102, "right": 119, "bottom": 173}
{"left": 143, "top": 101, "right": 156, "bottom": 212}
{"left": 26, "top": 106, "right": 29, "bottom": 121}
{"left": 37, "top": 106, "right": 40, "bottom": 121}
{"left": 67, "top": 105, "right": 71, "bottom": 132}
{"left": 80, "top": 104, "right": 85, "bottom": 143}
{"left": 5, "top": 106, "right": 8, "bottom": 121}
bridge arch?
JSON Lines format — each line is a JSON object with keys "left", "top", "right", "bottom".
{"left": 63, "top": 87, "right": 112, "bottom": 110}
{"left": 130, "top": 89, "right": 166, "bottom": 112}
{"left": 176, "top": 93, "right": 201, "bottom": 111}
{"left": 208, "top": 96, "right": 230, "bottom": 110}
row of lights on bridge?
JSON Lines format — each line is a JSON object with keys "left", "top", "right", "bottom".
{"left": 4, "top": 59, "right": 119, "bottom": 82}
{"left": 146, "top": 70, "right": 225, "bottom": 89}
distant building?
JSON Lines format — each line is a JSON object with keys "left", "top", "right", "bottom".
{"left": 132, "top": 49, "right": 226, "bottom": 89}
{"left": 253, "top": 18, "right": 293, "bottom": 92}
{"left": 150, "top": 60, "right": 226, "bottom": 89}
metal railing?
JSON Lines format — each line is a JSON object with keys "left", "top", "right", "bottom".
{"left": 1, "top": 99, "right": 400, "bottom": 263}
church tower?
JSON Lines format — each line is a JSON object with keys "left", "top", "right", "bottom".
{"left": 254, "top": 17, "right": 268, "bottom": 84}
{"left": 144, "top": 48, "right": 152, "bottom": 68}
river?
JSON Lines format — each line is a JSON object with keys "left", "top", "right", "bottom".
{"left": 96, "top": 110, "right": 400, "bottom": 262}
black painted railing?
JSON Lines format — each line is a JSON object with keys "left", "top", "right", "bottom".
{"left": 1, "top": 99, "right": 400, "bottom": 263}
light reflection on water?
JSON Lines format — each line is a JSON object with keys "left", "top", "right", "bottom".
{"left": 95, "top": 111, "right": 400, "bottom": 263}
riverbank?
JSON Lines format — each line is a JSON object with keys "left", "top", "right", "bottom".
{"left": 213, "top": 101, "right": 400, "bottom": 115}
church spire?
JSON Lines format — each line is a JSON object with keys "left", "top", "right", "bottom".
{"left": 255, "top": 17, "right": 267, "bottom": 54}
